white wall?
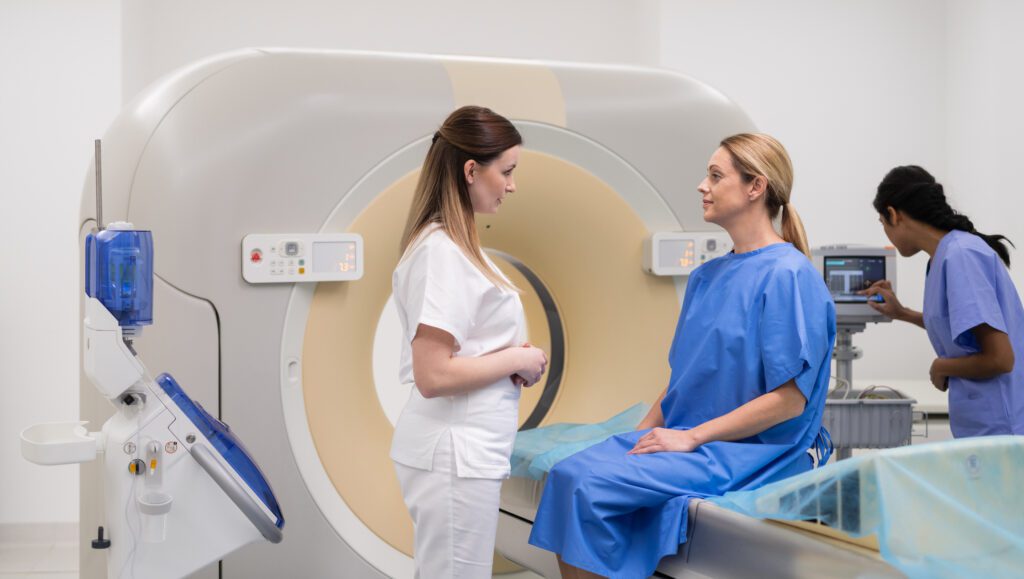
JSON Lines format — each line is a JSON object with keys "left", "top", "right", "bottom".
{"left": 659, "top": 0, "right": 957, "bottom": 406}
{"left": 945, "top": 0, "right": 1024, "bottom": 292}
{"left": 0, "top": 0, "right": 121, "bottom": 524}
{"left": 120, "top": 0, "right": 661, "bottom": 102}
{"left": 2, "top": 0, "right": 662, "bottom": 528}
{"left": 657, "top": 0, "right": 1024, "bottom": 406}
{"left": 4, "top": 0, "right": 1024, "bottom": 526}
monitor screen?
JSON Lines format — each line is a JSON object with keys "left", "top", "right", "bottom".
{"left": 823, "top": 256, "right": 886, "bottom": 303}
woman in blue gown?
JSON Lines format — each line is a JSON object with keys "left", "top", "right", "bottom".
{"left": 528, "top": 134, "right": 837, "bottom": 579}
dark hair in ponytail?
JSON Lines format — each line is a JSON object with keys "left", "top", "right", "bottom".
{"left": 874, "top": 165, "right": 1013, "bottom": 266}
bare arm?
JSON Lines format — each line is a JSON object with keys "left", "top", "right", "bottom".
{"left": 636, "top": 388, "right": 667, "bottom": 430}
{"left": 411, "top": 324, "right": 547, "bottom": 398}
{"left": 890, "top": 307, "right": 926, "bottom": 329}
{"left": 929, "top": 324, "right": 1015, "bottom": 390}
{"left": 629, "top": 381, "right": 806, "bottom": 454}
{"left": 862, "top": 280, "right": 926, "bottom": 329}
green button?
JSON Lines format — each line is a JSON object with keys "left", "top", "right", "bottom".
{"left": 299, "top": 259, "right": 305, "bottom": 266}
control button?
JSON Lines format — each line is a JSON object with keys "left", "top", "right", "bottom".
{"left": 299, "top": 259, "right": 305, "bottom": 266}
{"left": 283, "top": 241, "right": 301, "bottom": 257}
{"left": 250, "top": 249, "right": 263, "bottom": 264}
{"left": 288, "top": 268, "right": 296, "bottom": 275}
{"left": 298, "top": 267, "right": 305, "bottom": 274}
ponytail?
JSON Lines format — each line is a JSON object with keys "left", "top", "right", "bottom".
{"left": 874, "top": 166, "right": 1013, "bottom": 266}
{"left": 781, "top": 203, "right": 811, "bottom": 259}
{"left": 720, "top": 133, "right": 812, "bottom": 258}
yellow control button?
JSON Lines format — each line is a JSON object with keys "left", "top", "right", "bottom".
{"left": 298, "top": 267, "right": 305, "bottom": 274}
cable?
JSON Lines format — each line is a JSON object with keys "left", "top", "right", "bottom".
{"left": 118, "top": 432, "right": 142, "bottom": 579}
{"left": 828, "top": 375, "right": 853, "bottom": 399}
{"left": 857, "top": 384, "right": 904, "bottom": 400}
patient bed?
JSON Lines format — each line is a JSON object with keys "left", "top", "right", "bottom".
{"left": 496, "top": 432, "right": 1024, "bottom": 578}
{"left": 495, "top": 476, "right": 901, "bottom": 578}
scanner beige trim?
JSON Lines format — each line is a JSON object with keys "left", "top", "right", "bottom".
{"left": 302, "top": 150, "right": 679, "bottom": 559}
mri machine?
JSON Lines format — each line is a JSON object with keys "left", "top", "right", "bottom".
{"left": 77, "top": 49, "right": 904, "bottom": 577}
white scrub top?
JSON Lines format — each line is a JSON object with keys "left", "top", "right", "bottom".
{"left": 389, "top": 224, "right": 526, "bottom": 479}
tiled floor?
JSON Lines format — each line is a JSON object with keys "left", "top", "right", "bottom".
{"left": 0, "top": 535, "right": 77, "bottom": 578}
{"left": 0, "top": 539, "right": 545, "bottom": 579}
{"left": 0, "top": 535, "right": 544, "bottom": 579}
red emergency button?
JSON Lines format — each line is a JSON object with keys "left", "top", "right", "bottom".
{"left": 250, "top": 249, "right": 263, "bottom": 264}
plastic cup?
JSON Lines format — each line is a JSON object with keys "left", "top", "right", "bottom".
{"left": 137, "top": 491, "right": 173, "bottom": 543}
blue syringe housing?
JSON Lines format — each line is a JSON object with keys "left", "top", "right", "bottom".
{"left": 85, "top": 228, "right": 154, "bottom": 328}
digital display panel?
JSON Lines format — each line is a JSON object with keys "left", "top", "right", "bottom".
{"left": 313, "top": 241, "right": 358, "bottom": 274}
{"left": 824, "top": 256, "right": 886, "bottom": 303}
{"left": 659, "top": 239, "right": 697, "bottom": 269}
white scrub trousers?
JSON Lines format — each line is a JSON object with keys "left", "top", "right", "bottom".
{"left": 394, "top": 431, "right": 503, "bottom": 579}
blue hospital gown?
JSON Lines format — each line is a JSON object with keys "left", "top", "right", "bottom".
{"left": 528, "top": 243, "right": 836, "bottom": 578}
{"left": 924, "top": 230, "right": 1024, "bottom": 437}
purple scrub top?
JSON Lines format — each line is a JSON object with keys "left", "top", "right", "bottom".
{"left": 924, "top": 230, "right": 1024, "bottom": 437}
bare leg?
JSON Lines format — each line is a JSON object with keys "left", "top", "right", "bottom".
{"left": 557, "top": 555, "right": 578, "bottom": 579}
{"left": 557, "top": 555, "right": 605, "bottom": 579}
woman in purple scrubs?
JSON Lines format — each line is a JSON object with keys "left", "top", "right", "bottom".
{"left": 864, "top": 165, "right": 1024, "bottom": 438}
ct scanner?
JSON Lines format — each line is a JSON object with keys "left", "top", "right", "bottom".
{"left": 76, "top": 49, "right": 903, "bottom": 578}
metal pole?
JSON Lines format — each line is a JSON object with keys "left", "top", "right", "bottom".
{"left": 835, "top": 329, "right": 854, "bottom": 386}
{"left": 832, "top": 323, "right": 865, "bottom": 461}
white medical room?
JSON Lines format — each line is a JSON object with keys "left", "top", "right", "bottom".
{"left": 2, "top": 1, "right": 1023, "bottom": 578}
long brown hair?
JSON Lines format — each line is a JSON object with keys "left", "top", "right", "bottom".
{"left": 401, "top": 106, "right": 523, "bottom": 290}
{"left": 720, "top": 133, "right": 811, "bottom": 258}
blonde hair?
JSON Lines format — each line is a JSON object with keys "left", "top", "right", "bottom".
{"left": 401, "top": 106, "right": 522, "bottom": 291}
{"left": 720, "top": 133, "right": 811, "bottom": 258}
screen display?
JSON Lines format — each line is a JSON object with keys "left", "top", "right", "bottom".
{"left": 823, "top": 256, "right": 886, "bottom": 302}
{"left": 659, "top": 239, "right": 697, "bottom": 269}
{"left": 312, "top": 241, "right": 358, "bottom": 274}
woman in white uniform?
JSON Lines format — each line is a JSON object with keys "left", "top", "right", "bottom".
{"left": 390, "top": 105, "right": 549, "bottom": 578}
